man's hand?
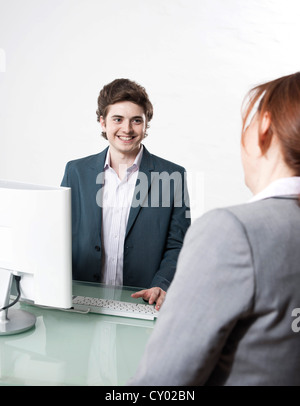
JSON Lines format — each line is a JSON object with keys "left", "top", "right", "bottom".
{"left": 131, "top": 287, "right": 166, "bottom": 311}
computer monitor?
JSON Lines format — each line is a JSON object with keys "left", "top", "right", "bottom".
{"left": 0, "top": 180, "right": 73, "bottom": 335}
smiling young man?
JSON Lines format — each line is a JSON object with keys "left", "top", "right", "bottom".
{"left": 61, "top": 79, "right": 190, "bottom": 309}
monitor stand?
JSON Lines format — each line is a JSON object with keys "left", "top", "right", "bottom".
{"left": 0, "top": 308, "right": 36, "bottom": 335}
{"left": 0, "top": 268, "right": 36, "bottom": 336}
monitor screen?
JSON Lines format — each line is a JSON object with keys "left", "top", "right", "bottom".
{"left": 0, "top": 180, "right": 72, "bottom": 335}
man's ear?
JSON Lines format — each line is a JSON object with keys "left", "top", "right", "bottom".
{"left": 99, "top": 116, "right": 106, "bottom": 130}
{"left": 259, "top": 112, "right": 273, "bottom": 153}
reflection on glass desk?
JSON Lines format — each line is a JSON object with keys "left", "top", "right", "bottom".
{"left": 0, "top": 281, "right": 155, "bottom": 386}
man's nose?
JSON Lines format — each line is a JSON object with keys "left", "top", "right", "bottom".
{"left": 122, "top": 120, "right": 133, "bottom": 134}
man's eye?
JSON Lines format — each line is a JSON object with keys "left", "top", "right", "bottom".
{"left": 133, "top": 119, "right": 142, "bottom": 124}
{"left": 114, "top": 118, "right": 122, "bottom": 123}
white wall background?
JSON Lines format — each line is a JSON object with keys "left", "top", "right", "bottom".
{"left": 1, "top": 0, "right": 300, "bottom": 221}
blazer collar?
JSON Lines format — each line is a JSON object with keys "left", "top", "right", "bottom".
{"left": 139, "top": 145, "right": 155, "bottom": 172}
{"left": 88, "top": 146, "right": 109, "bottom": 171}
{"left": 126, "top": 145, "right": 155, "bottom": 237}
{"left": 89, "top": 144, "right": 154, "bottom": 172}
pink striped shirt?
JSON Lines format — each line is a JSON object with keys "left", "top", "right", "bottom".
{"left": 101, "top": 146, "right": 144, "bottom": 285}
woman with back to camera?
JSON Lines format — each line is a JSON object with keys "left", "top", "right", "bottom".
{"left": 128, "top": 72, "right": 300, "bottom": 386}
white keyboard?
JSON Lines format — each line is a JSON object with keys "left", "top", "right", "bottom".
{"left": 72, "top": 295, "right": 159, "bottom": 321}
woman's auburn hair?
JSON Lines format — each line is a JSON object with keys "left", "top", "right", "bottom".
{"left": 242, "top": 72, "right": 300, "bottom": 175}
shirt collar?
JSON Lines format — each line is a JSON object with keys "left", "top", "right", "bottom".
{"left": 104, "top": 145, "right": 144, "bottom": 172}
{"left": 249, "top": 177, "right": 300, "bottom": 203}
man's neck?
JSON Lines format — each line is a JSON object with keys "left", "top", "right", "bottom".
{"left": 109, "top": 145, "right": 141, "bottom": 179}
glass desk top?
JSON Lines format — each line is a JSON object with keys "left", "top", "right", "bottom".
{"left": 0, "top": 281, "right": 155, "bottom": 386}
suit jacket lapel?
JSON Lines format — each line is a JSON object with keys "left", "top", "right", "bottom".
{"left": 89, "top": 147, "right": 109, "bottom": 241}
{"left": 125, "top": 146, "right": 154, "bottom": 238}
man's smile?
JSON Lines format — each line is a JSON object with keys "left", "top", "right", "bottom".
{"left": 116, "top": 135, "right": 135, "bottom": 141}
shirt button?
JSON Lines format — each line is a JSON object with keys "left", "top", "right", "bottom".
{"left": 95, "top": 245, "right": 101, "bottom": 252}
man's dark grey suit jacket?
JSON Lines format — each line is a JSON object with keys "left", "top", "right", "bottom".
{"left": 61, "top": 146, "right": 190, "bottom": 290}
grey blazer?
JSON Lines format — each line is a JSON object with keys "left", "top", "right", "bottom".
{"left": 128, "top": 197, "right": 300, "bottom": 386}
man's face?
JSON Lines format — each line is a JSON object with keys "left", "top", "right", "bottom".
{"left": 100, "top": 101, "right": 147, "bottom": 157}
